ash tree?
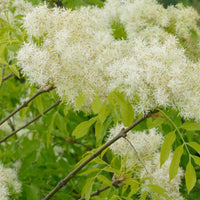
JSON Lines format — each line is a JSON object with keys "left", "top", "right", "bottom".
{"left": 1, "top": 0, "right": 200, "bottom": 199}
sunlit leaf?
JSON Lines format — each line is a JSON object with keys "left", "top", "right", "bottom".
{"left": 139, "top": 191, "right": 147, "bottom": 200}
{"left": 113, "top": 92, "right": 134, "bottom": 126}
{"left": 147, "top": 184, "right": 169, "bottom": 198}
{"left": 95, "top": 120, "right": 104, "bottom": 146}
{"left": 75, "top": 93, "right": 85, "bottom": 109}
{"left": 192, "top": 155, "right": 200, "bottom": 166}
{"left": 81, "top": 177, "right": 95, "bottom": 200}
{"left": 72, "top": 117, "right": 97, "bottom": 138}
{"left": 97, "top": 174, "right": 113, "bottom": 187}
{"left": 185, "top": 160, "right": 196, "bottom": 193}
{"left": 98, "top": 102, "right": 111, "bottom": 123}
{"left": 188, "top": 142, "right": 200, "bottom": 155}
{"left": 160, "top": 130, "right": 176, "bottom": 166}
{"left": 8, "top": 64, "right": 20, "bottom": 78}
{"left": 169, "top": 145, "right": 183, "bottom": 180}
{"left": 181, "top": 122, "right": 200, "bottom": 131}
{"left": 91, "top": 95, "right": 102, "bottom": 114}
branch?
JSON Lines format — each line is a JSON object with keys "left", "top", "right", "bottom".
{"left": 0, "top": 98, "right": 61, "bottom": 143}
{"left": 42, "top": 111, "right": 153, "bottom": 200}
{"left": 2, "top": 67, "right": 22, "bottom": 83}
{"left": 0, "top": 85, "right": 55, "bottom": 126}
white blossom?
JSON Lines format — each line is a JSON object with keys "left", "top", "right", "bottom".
{"left": 0, "top": 163, "right": 21, "bottom": 200}
{"left": 16, "top": 0, "right": 200, "bottom": 120}
{"left": 107, "top": 124, "right": 163, "bottom": 167}
{"left": 140, "top": 153, "right": 184, "bottom": 200}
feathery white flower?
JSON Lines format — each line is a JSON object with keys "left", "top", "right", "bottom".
{"left": 17, "top": 0, "right": 200, "bottom": 120}
{"left": 140, "top": 153, "right": 184, "bottom": 200}
{"left": 108, "top": 124, "right": 163, "bottom": 167}
{"left": 0, "top": 163, "right": 21, "bottom": 200}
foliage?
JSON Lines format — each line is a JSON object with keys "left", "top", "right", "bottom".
{"left": 0, "top": 0, "right": 200, "bottom": 200}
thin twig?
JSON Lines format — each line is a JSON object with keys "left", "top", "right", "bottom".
{"left": 78, "top": 177, "right": 125, "bottom": 200}
{"left": 123, "top": 137, "right": 148, "bottom": 174}
{"left": 76, "top": 175, "right": 125, "bottom": 200}
{"left": 79, "top": 186, "right": 110, "bottom": 200}
{"left": 65, "top": 138, "right": 92, "bottom": 150}
{"left": 0, "top": 65, "right": 5, "bottom": 88}
{"left": 0, "top": 85, "right": 55, "bottom": 126}
{"left": 0, "top": 98, "right": 61, "bottom": 143}
{"left": 7, "top": 118, "right": 15, "bottom": 132}
{"left": 42, "top": 111, "right": 153, "bottom": 200}
{"left": 2, "top": 67, "right": 22, "bottom": 83}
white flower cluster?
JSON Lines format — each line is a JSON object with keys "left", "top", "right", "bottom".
{"left": 17, "top": 4, "right": 129, "bottom": 108}
{"left": 0, "top": 162, "right": 21, "bottom": 200}
{"left": 108, "top": 124, "right": 163, "bottom": 167}
{"left": 16, "top": 0, "right": 200, "bottom": 120}
{"left": 107, "top": 124, "right": 184, "bottom": 200}
{"left": 0, "top": 0, "right": 32, "bottom": 23}
{"left": 140, "top": 153, "right": 184, "bottom": 200}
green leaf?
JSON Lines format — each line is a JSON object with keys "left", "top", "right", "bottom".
{"left": 181, "top": 122, "right": 200, "bottom": 131}
{"left": 98, "top": 102, "right": 111, "bottom": 123}
{"left": 139, "top": 191, "right": 147, "bottom": 200}
{"left": 0, "top": 58, "right": 8, "bottom": 65}
{"left": 185, "top": 160, "right": 196, "bottom": 193}
{"left": 0, "top": 43, "right": 7, "bottom": 57}
{"left": 160, "top": 130, "right": 176, "bottom": 166}
{"left": 8, "top": 64, "right": 20, "bottom": 78}
{"left": 0, "top": 68, "right": 2, "bottom": 86}
{"left": 92, "top": 157, "right": 108, "bottom": 165}
{"left": 95, "top": 120, "right": 104, "bottom": 146}
{"left": 97, "top": 174, "right": 113, "bottom": 187}
{"left": 81, "top": 177, "right": 95, "bottom": 200}
{"left": 192, "top": 155, "right": 200, "bottom": 166}
{"left": 79, "top": 168, "right": 100, "bottom": 176}
{"left": 147, "top": 184, "right": 169, "bottom": 198}
{"left": 24, "top": 184, "right": 40, "bottom": 200}
{"left": 188, "top": 142, "right": 200, "bottom": 154}
{"left": 169, "top": 145, "right": 183, "bottom": 180}
{"left": 103, "top": 166, "right": 120, "bottom": 174}
{"left": 91, "top": 95, "right": 102, "bottom": 114}
{"left": 147, "top": 117, "right": 165, "bottom": 129}
{"left": 72, "top": 117, "right": 97, "bottom": 138}
{"left": 75, "top": 93, "right": 85, "bottom": 109}
{"left": 150, "top": 193, "right": 162, "bottom": 200}
{"left": 35, "top": 95, "right": 44, "bottom": 115}
{"left": 126, "top": 180, "right": 139, "bottom": 197}
{"left": 113, "top": 92, "right": 134, "bottom": 126}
